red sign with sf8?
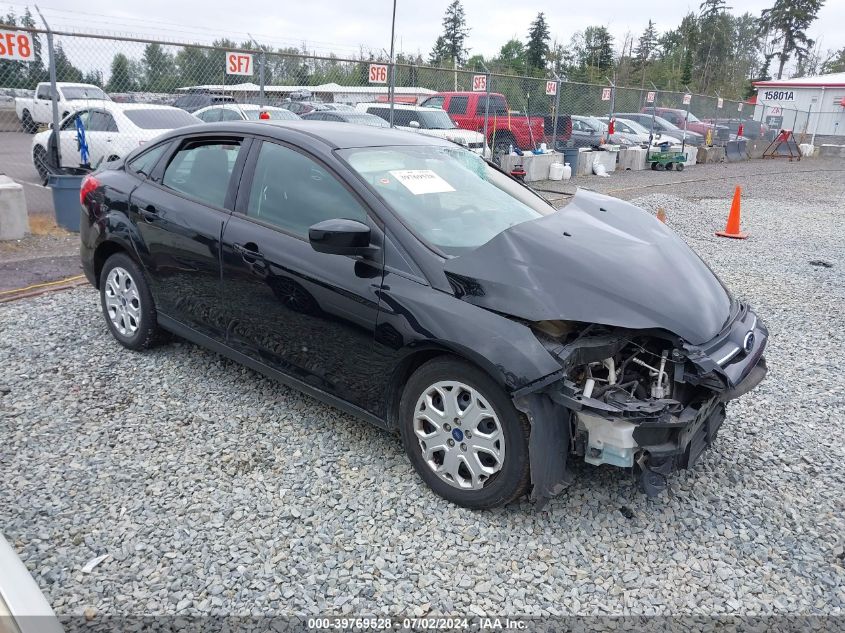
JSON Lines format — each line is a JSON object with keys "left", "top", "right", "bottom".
{"left": 369, "top": 64, "right": 388, "bottom": 84}
{"left": 0, "top": 30, "right": 34, "bottom": 62}
{"left": 226, "top": 52, "right": 253, "bottom": 75}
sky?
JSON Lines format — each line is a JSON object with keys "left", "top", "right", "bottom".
{"left": 2, "top": 0, "right": 844, "bottom": 74}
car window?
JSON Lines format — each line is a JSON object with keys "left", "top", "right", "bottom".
{"left": 123, "top": 109, "right": 199, "bottom": 129}
{"left": 475, "top": 95, "right": 507, "bottom": 115}
{"left": 447, "top": 96, "right": 468, "bottom": 115}
{"left": 246, "top": 141, "right": 368, "bottom": 238}
{"left": 36, "top": 85, "right": 53, "bottom": 100}
{"left": 196, "top": 109, "right": 220, "bottom": 122}
{"left": 162, "top": 139, "right": 242, "bottom": 208}
{"left": 87, "top": 111, "right": 119, "bottom": 132}
{"left": 422, "top": 96, "right": 444, "bottom": 109}
{"left": 61, "top": 110, "right": 89, "bottom": 131}
{"left": 217, "top": 108, "right": 243, "bottom": 121}
{"left": 127, "top": 143, "right": 169, "bottom": 177}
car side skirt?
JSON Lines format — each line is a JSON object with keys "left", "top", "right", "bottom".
{"left": 157, "top": 314, "right": 391, "bottom": 432}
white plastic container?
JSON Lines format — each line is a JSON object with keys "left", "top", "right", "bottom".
{"left": 562, "top": 163, "right": 572, "bottom": 180}
{"left": 548, "top": 162, "right": 565, "bottom": 180}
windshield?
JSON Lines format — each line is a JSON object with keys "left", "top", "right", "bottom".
{"left": 619, "top": 119, "right": 649, "bottom": 134}
{"left": 417, "top": 110, "right": 457, "bottom": 130}
{"left": 124, "top": 108, "right": 200, "bottom": 129}
{"left": 62, "top": 86, "right": 108, "bottom": 100}
{"left": 244, "top": 108, "right": 299, "bottom": 120}
{"left": 340, "top": 145, "right": 553, "bottom": 256}
{"left": 686, "top": 112, "right": 702, "bottom": 123}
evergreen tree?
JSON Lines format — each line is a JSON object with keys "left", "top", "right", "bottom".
{"left": 107, "top": 53, "right": 136, "bottom": 91}
{"left": 428, "top": 35, "right": 450, "bottom": 66}
{"left": 437, "top": 0, "right": 470, "bottom": 65}
{"left": 822, "top": 47, "right": 845, "bottom": 73}
{"left": 700, "top": 0, "right": 731, "bottom": 20}
{"left": 493, "top": 39, "right": 526, "bottom": 73}
{"left": 143, "top": 43, "right": 174, "bottom": 92}
{"left": 758, "top": 0, "right": 824, "bottom": 79}
{"left": 581, "top": 26, "right": 614, "bottom": 72}
{"left": 525, "top": 12, "right": 550, "bottom": 72}
{"left": 53, "top": 43, "right": 83, "bottom": 83}
{"left": 633, "top": 20, "right": 658, "bottom": 68}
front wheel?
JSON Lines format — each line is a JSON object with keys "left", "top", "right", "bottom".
{"left": 99, "top": 253, "right": 162, "bottom": 350}
{"left": 676, "top": 163, "right": 685, "bottom": 172}
{"left": 21, "top": 109, "right": 37, "bottom": 134}
{"left": 33, "top": 146, "right": 50, "bottom": 184}
{"left": 399, "top": 358, "right": 530, "bottom": 509}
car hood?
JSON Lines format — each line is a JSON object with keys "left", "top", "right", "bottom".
{"left": 412, "top": 128, "right": 484, "bottom": 143}
{"left": 443, "top": 189, "right": 732, "bottom": 344}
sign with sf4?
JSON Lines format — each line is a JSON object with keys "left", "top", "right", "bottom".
{"left": 226, "top": 52, "right": 253, "bottom": 75}
{"left": 0, "top": 29, "right": 34, "bottom": 61}
{"left": 762, "top": 90, "right": 795, "bottom": 102}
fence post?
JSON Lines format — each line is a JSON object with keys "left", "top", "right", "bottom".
{"left": 682, "top": 85, "right": 692, "bottom": 152}
{"left": 480, "top": 61, "right": 491, "bottom": 156}
{"left": 648, "top": 82, "right": 659, "bottom": 145}
{"left": 259, "top": 51, "right": 266, "bottom": 105}
{"left": 388, "top": 0, "right": 397, "bottom": 127}
{"left": 552, "top": 71, "right": 561, "bottom": 152}
{"left": 605, "top": 76, "right": 615, "bottom": 130}
{"left": 34, "top": 8, "right": 61, "bottom": 167}
{"left": 714, "top": 91, "right": 720, "bottom": 145}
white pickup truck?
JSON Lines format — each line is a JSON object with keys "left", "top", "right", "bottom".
{"left": 15, "top": 82, "right": 111, "bottom": 133}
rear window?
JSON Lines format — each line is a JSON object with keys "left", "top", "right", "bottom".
{"left": 124, "top": 109, "right": 200, "bottom": 129}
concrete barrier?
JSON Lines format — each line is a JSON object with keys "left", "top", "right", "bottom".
{"left": 576, "top": 151, "right": 594, "bottom": 176}
{"left": 0, "top": 109, "right": 23, "bottom": 132}
{"left": 617, "top": 147, "right": 647, "bottom": 170}
{"left": 498, "top": 153, "right": 560, "bottom": 182}
{"left": 697, "top": 146, "right": 726, "bottom": 164}
{"left": 819, "top": 144, "right": 845, "bottom": 158}
{"left": 725, "top": 141, "right": 746, "bottom": 162}
{"left": 592, "top": 149, "right": 617, "bottom": 174}
{"left": 682, "top": 145, "right": 697, "bottom": 166}
{"left": 747, "top": 139, "right": 767, "bottom": 159}
{"left": 0, "top": 176, "right": 29, "bottom": 240}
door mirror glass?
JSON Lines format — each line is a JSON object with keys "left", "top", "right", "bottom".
{"left": 408, "top": 120, "right": 420, "bottom": 129}
{"left": 309, "top": 219, "right": 371, "bottom": 255}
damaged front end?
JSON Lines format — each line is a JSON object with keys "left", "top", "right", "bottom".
{"left": 513, "top": 304, "right": 768, "bottom": 503}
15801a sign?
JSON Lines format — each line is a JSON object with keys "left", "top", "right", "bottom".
{"left": 762, "top": 90, "right": 795, "bottom": 102}
{"left": 0, "top": 30, "right": 34, "bottom": 61}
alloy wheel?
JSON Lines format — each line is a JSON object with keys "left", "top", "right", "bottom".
{"left": 104, "top": 266, "right": 142, "bottom": 337}
{"left": 412, "top": 380, "right": 505, "bottom": 490}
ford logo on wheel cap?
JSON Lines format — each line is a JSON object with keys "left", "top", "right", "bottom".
{"left": 742, "top": 331, "right": 755, "bottom": 354}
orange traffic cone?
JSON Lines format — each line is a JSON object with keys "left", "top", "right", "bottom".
{"left": 716, "top": 186, "right": 748, "bottom": 239}
{"left": 656, "top": 207, "right": 667, "bottom": 223}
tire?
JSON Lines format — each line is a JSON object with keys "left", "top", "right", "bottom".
{"left": 99, "top": 253, "right": 161, "bottom": 350}
{"left": 650, "top": 162, "right": 657, "bottom": 170}
{"left": 399, "top": 357, "right": 530, "bottom": 509}
{"left": 676, "top": 163, "right": 685, "bottom": 172}
{"left": 21, "top": 110, "right": 36, "bottom": 134}
{"left": 656, "top": 162, "right": 666, "bottom": 171}
{"left": 33, "top": 146, "right": 49, "bottom": 185}
{"left": 665, "top": 162, "right": 674, "bottom": 171}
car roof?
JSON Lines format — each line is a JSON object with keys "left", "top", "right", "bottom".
{"left": 78, "top": 101, "right": 185, "bottom": 113}
{"left": 158, "top": 120, "right": 455, "bottom": 150}
{"left": 359, "top": 103, "right": 442, "bottom": 112}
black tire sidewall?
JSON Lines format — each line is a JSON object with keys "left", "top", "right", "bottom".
{"left": 399, "top": 358, "right": 530, "bottom": 509}
{"left": 99, "top": 253, "right": 159, "bottom": 350}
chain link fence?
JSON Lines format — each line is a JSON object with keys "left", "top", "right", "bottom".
{"left": 2, "top": 25, "right": 844, "bottom": 211}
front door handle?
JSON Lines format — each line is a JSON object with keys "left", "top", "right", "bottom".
{"left": 233, "top": 242, "right": 264, "bottom": 261}
{"left": 140, "top": 205, "right": 160, "bottom": 223}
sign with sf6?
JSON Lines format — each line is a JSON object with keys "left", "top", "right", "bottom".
{"left": 368, "top": 64, "right": 388, "bottom": 84}
{"left": 226, "top": 52, "right": 253, "bottom": 75}
{"left": 0, "top": 29, "right": 34, "bottom": 62}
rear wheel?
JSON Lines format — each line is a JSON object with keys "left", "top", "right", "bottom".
{"left": 33, "top": 146, "right": 50, "bottom": 184}
{"left": 21, "top": 110, "right": 36, "bottom": 134}
{"left": 99, "top": 253, "right": 162, "bottom": 350}
{"left": 399, "top": 358, "right": 530, "bottom": 509}
{"left": 676, "top": 163, "right": 685, "bottom": 172}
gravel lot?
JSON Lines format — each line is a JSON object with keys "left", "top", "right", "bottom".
{"left": 1, "top": 160, "right": 844, "bottom": 619}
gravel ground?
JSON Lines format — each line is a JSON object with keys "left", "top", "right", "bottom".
{"left": 1, "top": 160, "right": 844, "bottom": 619}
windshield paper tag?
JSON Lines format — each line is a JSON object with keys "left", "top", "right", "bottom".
{"left": 389, "top": 169, "right": 455, "bottom": 195}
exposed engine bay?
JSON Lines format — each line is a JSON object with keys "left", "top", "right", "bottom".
{"left": 513, "top": 305, "right": 768, "bottom": 504}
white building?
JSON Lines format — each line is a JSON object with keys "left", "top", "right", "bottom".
{"left": 753, "top": 72, "right": 845, "bottom": 138}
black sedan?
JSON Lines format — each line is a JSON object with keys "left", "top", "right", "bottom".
{"left": 80, "top": 121, "right": 768, "bottom": 508}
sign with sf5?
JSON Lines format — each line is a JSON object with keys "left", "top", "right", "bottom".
{"left": 0, "top": 30, "right": 34, "bottom": 62}
{"left": 226, "top": 52, "right": 253, "bottom": 75}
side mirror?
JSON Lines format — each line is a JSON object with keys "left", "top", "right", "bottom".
{"left": 409, "top": 120, "right": 420, "bottom": 129}
{"left": 309, "top": 218, "right": 374, "bottom": 256}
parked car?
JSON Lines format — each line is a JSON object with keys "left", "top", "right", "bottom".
{"left": 172, "top": 91, "right": 236, "bottom": 113}
{"left": 16, "top": 82, "right": 110, "bottom": 133}
{"left": 419, "top": 92, "right": 548, "bottom": 153}
{"left": 276, "top": 100, "right": 354, "bottom": 115}
{"left": 357, "top": 103, "right": 487, "bottom": 155}
{"left": 641, "top": 106, "right": 729, "bottom": 139}
{"left": 301, "top": 110, "right": 389, "bottom": 127}
{"left": 193, "top": 103, "right": 300, "bottom": 122}
{"left": 568, "top": 115, "right": 634, "bottom": 148}
{"left": 614, "top": 112, "right": 705, "bottom": 146}
{"left": 701, "top": 117, "right": 770, "bottom": 140}
{"left": 79, "top": 121, "right": 768, "bottom": 508}
{"left": 31, "top": 102, "right": 199, "bottom": 182}
{"left": 0, "top": 534, "right": 63, "bottom": 633}
{"left": 596, "top": 116, "right": 681, "bottom": 146}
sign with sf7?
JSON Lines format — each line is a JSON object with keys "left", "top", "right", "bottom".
{"left": 762, "top": 90, "right": 795, "bottom": 102}
{"left": 226, "top": 52, "right": 253, "bottom": 75}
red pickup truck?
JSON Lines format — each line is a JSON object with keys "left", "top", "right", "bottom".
{"left": 420, "top": 92, "right": 570, "bottom": 153}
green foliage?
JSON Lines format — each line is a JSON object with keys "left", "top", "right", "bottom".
{"left": 759, "top": 0, "right": 825, "bottom": 79}
{"left": 822, "top": 48, "right": 845, "bottom": 74}
{"left": 433, "top": 0, "right": 470, "bottom": 66}
{"left": 525, "top": 13, "right": 550, "bottom": 72}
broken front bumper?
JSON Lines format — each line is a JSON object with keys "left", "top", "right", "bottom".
{"left": 513, "top": 305, "right": 768, "bottom": 504}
